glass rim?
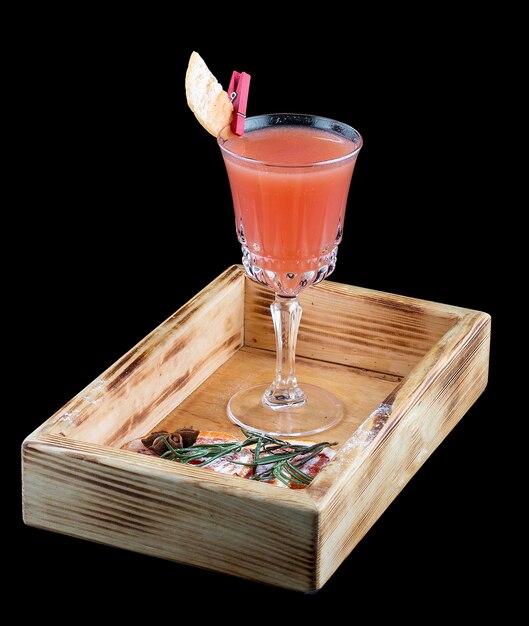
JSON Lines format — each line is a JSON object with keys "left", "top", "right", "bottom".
{"left": 217, "top": 113, "right": 363, "bottom": 168}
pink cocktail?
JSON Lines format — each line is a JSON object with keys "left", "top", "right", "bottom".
{"left": 218, "top": 114, "right": 362, "bottom": 436}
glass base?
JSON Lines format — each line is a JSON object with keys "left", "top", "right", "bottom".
{"left": 227, "top": 383, "right": 343, "bottom": 438}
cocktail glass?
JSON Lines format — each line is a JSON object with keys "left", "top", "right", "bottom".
{"left": 218, "top": 114, "right": 362, "bottom": 436}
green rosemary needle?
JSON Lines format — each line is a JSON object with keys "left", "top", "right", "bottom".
{"left": 158, "top": 428, "right": 337, "bottom": 486}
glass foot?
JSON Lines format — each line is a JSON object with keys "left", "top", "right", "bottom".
{"left": 227, "top": 383, "right": 343, "bottom": 437}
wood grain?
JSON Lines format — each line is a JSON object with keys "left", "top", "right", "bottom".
{"left": 311, "top": 311, "right": 491, "bottom": 587}
{"left": 39, "top": 265, "right": 245, "bottom": 447}
{"left": 21, "top": 265, "right": 491, "bottom": 591}
{"left": 245, "top": 279, "right": 462, "bottom": 377}
{"left": 157, "top": 346, "right": 399, "bottom": 445}
{"left": 22, "top": 433, "right": 318, "bottom": 591}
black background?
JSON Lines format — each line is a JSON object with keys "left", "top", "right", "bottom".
{"left": 11, "top": 14, "right": 504, "bottom": 616}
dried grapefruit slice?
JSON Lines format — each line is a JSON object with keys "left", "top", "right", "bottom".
{"left": 185, "top": 51, "right": 233, "bottom": 137}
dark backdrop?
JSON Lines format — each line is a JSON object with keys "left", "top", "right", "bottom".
{"left": 12, "top": 18, "right": 502, "bottom": 615}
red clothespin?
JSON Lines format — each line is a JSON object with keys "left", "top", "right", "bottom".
{"left": 228, "top": 70, "right": 251, "bottom": 135}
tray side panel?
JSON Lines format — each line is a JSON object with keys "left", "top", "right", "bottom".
{"left": 22, "top": 436, "right": 319, "bottom": 592}
{"left": 314, "top": 312, "right": 490, "bottom": 587}
{"left": 40, "top": 266, "right": 245, "bottom": 447}
{"left": 245, "top": 279, "right": 460, "bottom": 377}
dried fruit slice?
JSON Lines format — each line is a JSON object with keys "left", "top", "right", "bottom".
{"left": 122, "top": 430, "right": 335, "bottom": 488}
{"left": 121, "top": 430, "right": 253, "bottom": 478}
{"left": 191, "top": 431, "right": 254, "bottom": 478}
{"left": 185, "top": 51, "right": 233, "bottom": 137}
{"left": 255, "top": 439, "right": 336, "bottom": 489}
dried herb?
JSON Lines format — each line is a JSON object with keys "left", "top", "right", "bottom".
{"left": 159, "top": 427, "right": 337, "bottom": 487}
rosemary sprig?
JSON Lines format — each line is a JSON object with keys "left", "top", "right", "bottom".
{"left": 159, "top": 427, "right": 337, "bottom": 486}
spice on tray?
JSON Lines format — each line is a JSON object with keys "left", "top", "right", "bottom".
{"left": 133, "top": 426, "right": 337, "bottom": 488}
{"left": 141, "top": 427, "right": 199, "bottom": 455}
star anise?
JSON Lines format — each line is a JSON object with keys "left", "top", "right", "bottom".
{"left": 175, "top": 427, "right": 200, "bottom": 447}
{"left": 141, "top": 427, "right": 199, "bottom": 455}
{"left": 141, "top": 431, "right": 170, "bottom": 448}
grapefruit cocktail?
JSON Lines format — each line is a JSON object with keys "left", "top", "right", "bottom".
{"left": 219, "top": 114, "right": 362, "bottom": 436}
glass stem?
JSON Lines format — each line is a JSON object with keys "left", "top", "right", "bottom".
{"left": 263, "top": 294, "right": 306, "bottom": 408}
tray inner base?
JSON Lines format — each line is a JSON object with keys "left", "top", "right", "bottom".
{"left": 153, "top": 346, "right": 400, "bottom": 447}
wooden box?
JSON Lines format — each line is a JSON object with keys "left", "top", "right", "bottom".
{"left": 22, "top": 265, "right": 490, "bottom": 592}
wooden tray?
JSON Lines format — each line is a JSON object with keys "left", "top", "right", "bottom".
{"left": 22, "top": 265, "right": 490, "bottom": 592}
